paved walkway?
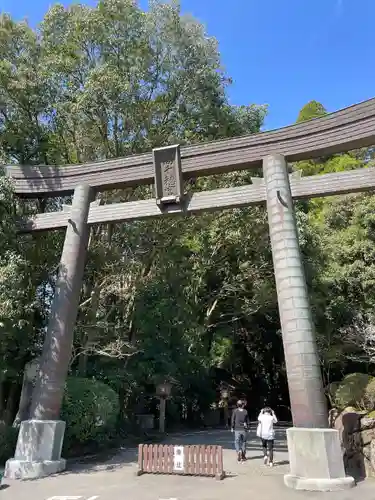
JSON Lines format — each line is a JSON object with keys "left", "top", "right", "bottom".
{"left": 1, "top": 428, "right": 374, "bottom": 500}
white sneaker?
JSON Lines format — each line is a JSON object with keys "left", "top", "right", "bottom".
{"left": 263, "top": 456, "right": 268, "bottom": 465}
{"left": 269, "top": 462, "right": 273, "bottom": 467}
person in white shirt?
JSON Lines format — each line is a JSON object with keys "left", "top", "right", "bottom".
{"left": 257, "top": 407, "right": 278, "bottom": 467}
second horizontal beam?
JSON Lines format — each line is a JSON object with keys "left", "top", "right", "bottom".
{"left": 19, "top": 167, "right": 375, "bottom": 233}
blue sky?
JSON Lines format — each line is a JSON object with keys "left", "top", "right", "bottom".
{"left": 1, "top": 0, "right": 374, "bottom": 129}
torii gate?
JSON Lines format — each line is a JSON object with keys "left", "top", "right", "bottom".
{"left": 5, "top": 97, "right": 375, "bottom": 490}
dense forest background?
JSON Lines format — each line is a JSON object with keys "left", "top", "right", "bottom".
{"left": 1, "top": 0, "right": 375, "bottom": 459}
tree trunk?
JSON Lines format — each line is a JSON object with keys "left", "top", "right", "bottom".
{"left": 4, "top": 383, "right": 19, "bottom": 425}
{"left": 0, "top": 380, "right": 4, "bottom": 421}
{"left": 78, "top": 347, "right": 88, "bottom": 377}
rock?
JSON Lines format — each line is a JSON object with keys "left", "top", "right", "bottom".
{"left": 361, "top": 416, "right": 375, "bottom": 429}
{"left": 328, "top": 408, "right": 339, "bottom": 428}
{"left": 363, "top": 439, "right": 375, "bottom": 478}
{"left": 333, "top": 407, "right": 375, "bottom": 480}
{"left": 360, "top": 428, "right": 375, "bottom": 446}
{"left": 334, "top": 407, "right": 361, "bottom": 446}
{"left": 360, "top": 417, "right": 375, "bottom": 446}
{"left": 334, "top": 408, "right": 365, "bottom": 480}
{"left": 13, "top": 357, "right": 41, "bottom": 427}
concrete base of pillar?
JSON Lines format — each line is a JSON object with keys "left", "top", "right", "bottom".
{"left": 5, "top": 458, "right": 66, "bottom": 480}
{"left": 284, "top": 427, "right": 355, "bottom": 492}
{"left": 5, "top": 420, "right": 66, "bottom": 480}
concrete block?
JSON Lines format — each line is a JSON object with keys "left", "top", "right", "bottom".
{"left": 5, "top": 420, "right": 66, "bottom": 480}
{"left": 5, "top": 458, "right": 66, "bottom": 480}
{"left": 284, "top": 427, "right": 355, "bottom": 491}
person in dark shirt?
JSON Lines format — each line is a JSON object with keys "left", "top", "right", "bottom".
{"left": 231, "top": 400, "right": 250, "bottom": 462}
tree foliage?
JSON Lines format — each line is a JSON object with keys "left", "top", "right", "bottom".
{"left": 296, "top": 100, "right": 327, "bottom": 123}
{"left": 61, "top": 376, "right": 119, "bottom": 453}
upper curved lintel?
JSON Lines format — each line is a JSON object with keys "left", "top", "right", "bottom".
{"left": 6, "top": 97, "right": 375, "bottom": 197}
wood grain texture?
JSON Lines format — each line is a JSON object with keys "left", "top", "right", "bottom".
{"left": 136, "top": 443, "right": 224, "bottom": 477}
{"left": 19, "top": 166, "right": 375, "bottom": 232}
{"left": 7, "top": 97, "right": 375, "bottom": 196}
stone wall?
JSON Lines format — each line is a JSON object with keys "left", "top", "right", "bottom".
{"left": 359, "top": 417, "right": 375, "bottom": 478}
{"left": 330, "top": 407, "right": 375, "bottom": 480}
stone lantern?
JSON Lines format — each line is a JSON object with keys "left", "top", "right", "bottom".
{"left": 156, "top": 382, "right": 172, "bottom": 433}
{"left": 220, "top": 388, "right": 229, "bottom": 400}
{"left": 220, "top": 385, "right": 231, "bottom": 428}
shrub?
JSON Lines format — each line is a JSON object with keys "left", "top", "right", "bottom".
{"left": 363, "top": 378, "right": 375, "bottom": 411}
{"left": 0, "top": 423, "right": 18, "bottom": 466}
{"left": 326, "top": 382, "right": 340, "bottom": 406}
{"left": 61, "top": 377, "right": 120, "bottom": 455}
{"left": 334, "top": 373, "right": 373, "bottom": 410}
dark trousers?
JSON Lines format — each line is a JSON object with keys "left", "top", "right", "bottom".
{"left": 261, "top": 438, "right": 274, "bottom": 462}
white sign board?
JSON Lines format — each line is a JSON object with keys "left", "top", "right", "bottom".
{"left": 173, "top": 445, "right": 184, "bottom": 472}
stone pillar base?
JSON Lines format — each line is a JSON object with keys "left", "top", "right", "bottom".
{"left": 5, "top": 458, "right": 66, "bottom": 480}
{"left": 284, "top": 427, "right": 355, "bottom": 491}
{"left": 5, "top": 420, "right": 66, "bottom": 480}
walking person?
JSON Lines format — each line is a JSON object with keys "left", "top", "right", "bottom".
{"left": 257, "top": 406, "right": 277, "bottom": 467}
{"left": 231, "top": 400, "right": 249, "bottom": 462}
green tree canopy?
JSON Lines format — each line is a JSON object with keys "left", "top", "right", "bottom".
{"left": 296, "top": 100, "right": 327, "bottom": 123}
